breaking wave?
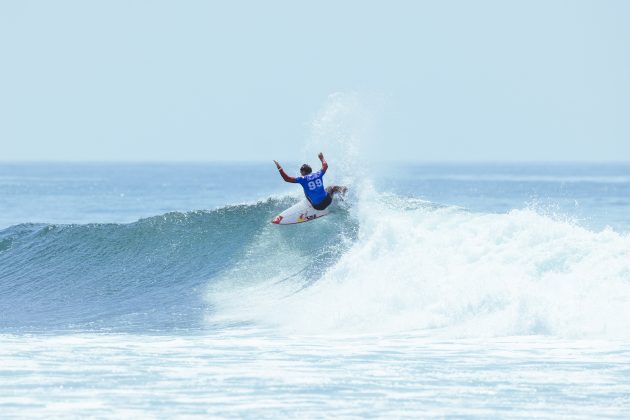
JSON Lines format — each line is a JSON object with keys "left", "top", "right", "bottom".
{"left": 2, "top": 187, "right": 630, "bottom": 338}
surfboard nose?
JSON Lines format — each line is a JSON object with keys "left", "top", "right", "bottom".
{"left": 271, "top": 215, "right": 283, "bottom": 224}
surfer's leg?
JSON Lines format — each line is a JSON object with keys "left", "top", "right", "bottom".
{"left": 326, "top": 186, "right": 347, "bottom": 196}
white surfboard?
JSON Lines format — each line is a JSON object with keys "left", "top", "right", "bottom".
{"left": 271, "top": 200, "right": 330, "bottom": 225}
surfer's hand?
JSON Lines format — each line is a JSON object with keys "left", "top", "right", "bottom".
{"left": 273, "top": 160, "right": 281, "bottom": 169}
{"left": 318, "top": 152, "right": 324, "bottom": 161}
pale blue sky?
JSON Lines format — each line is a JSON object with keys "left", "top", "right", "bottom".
{"left": 1, "top": 0, "right": 628, "bottom": 162}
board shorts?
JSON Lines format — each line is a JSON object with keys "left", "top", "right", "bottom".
{"left": 311, "top": 193, "right": 333, "bottom": 211}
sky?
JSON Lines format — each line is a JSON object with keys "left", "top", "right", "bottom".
{"left": 0, "top": 0, "right": 628, "bottom": 162}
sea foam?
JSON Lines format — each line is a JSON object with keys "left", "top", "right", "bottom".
{"left": 210, "top": 184, "right": 630, "bottom": 339}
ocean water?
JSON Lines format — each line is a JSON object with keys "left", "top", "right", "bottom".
{"left": 1, "top": 162, "right": 630, "bottom": 417}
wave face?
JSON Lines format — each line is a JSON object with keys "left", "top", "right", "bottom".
{"left": 2, "top": 188, "right": 630, "bottom": 338}
{"left": 0, "top": 197, "right": 356, "bottom": 332}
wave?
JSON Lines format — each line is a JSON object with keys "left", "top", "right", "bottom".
{"left": 3, "top": 188, "right": 630, "bottom": 338}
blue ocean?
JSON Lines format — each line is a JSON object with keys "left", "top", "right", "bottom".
{"left": 1, "top": 161, "right": 630, "bottom": 417}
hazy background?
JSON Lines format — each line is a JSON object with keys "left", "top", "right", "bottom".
{"left": 1, "top": 0, "right": 628, "bottom": 162}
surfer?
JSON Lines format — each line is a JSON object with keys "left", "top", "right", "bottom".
{"left": 273, "top": 152, "right": 346, "bottom": 210}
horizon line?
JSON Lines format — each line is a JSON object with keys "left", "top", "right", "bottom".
{"left": 1, "top": 159, "right": 630, "bottom": 165}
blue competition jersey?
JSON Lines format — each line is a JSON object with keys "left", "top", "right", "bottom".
{"left": 296, "top": 170, "right": 327, "bottom": 205}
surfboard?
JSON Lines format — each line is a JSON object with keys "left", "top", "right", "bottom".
{"left": 271, "top": 200, "right": 330, "bottom": 225}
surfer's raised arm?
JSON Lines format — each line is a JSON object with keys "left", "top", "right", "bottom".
{"left": 273, "top": 160, "right": 297, "bottom": 183}
{"left": 318, "top": 152, "right": 328, "bottom": 173}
